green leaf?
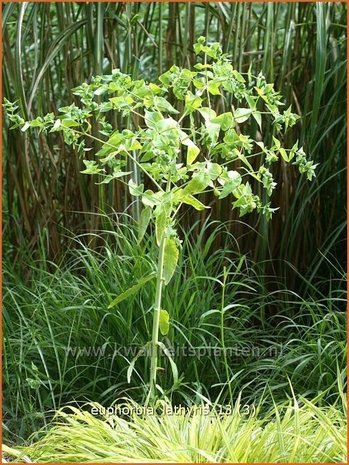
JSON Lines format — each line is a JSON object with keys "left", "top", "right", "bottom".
{"left": 279, "top": 147, "right": 289, "bottom": 161}
{"left": 108, "top": 273, "right": 156, "bottom": 308}
{"left": 81, "top": 160, "right": 103, "bottom": 175}
{"left": 61, "top": 119, "right": 80, "bottom": 128}
{"left": 193, "top": 36, "right": 206, "bottom": 55}
{"left": 204, "top": 121, "right": 221, "bottom": 145}
{"left": 96, "top": 175, "right": 114, "bottom": 185}
{"left": 110, "top": 95, "right": 134, "bottom": 109}
{"left": 252, "top": 111, "right": 262, "bottom": 130}
{"left": 155, "top": 208, "right": 167, "bottom": 246}
{"left": 138, "top": 207, "right": 152, "bottom": 242}
{"left": 113, "top": 170, "right": 133, "bottom": 178}
{"left": 163, "top": 237, "right": 179, "bottom": 285}
{"left": 159, "top": 309, "right": 170, "bottom": 336}
{"left": 234, "top": 108, "right": 253, "bottom": 124}
{"left": 142, "top": 190, "right": 161, "bottom": 208}
{"left": 218, "top": 171, "right": 242, "bottom": 199}
{"left": 99, "top": 151, "right": 119, "bottom": 164}
{"left": 127, "top": 345, "right": 148, "bottom": 383}
{"left": 184, "top": 91, "right": 202, "bottom": 114}
{"left": 157, "top": 341, "right": 178, "bottom": 384}
{"left": 207, "top": 80, "right": 221, "bottom": 95}
{"left": 232, "top": 182, "right": 258, "bottom": 216}
{"left": 179, "top": 130, "right": 200, "bottom": 165}
{"left": 198, "top": 110, "right": 221, "bottom": 144}
{"left": 183, "top": 172, "right": 211, "bottom": 196}
{"left": 186, "top": 141, "right": 200, "bottom": 165}
{"left": 158, "top": 69, "right": 172, "bottom": 87}
{"left": 127, "top": 139, "right": 142, "bottom": 151}
{"left": 144, "top": 110, "right": 163, "bottom": 129}
{"left": 50, "top": 119, "right": 61, "bottom": 132}
{"left": 232, "top": 70, "right": 245, "bottom": 83}
{"left": 246, "top": 95, "right": 257, "bottom": 110}
{"left": 193, "top": 78, "right": 205, "bottom": 89}
{"left": 198, "top": 107, "right": 216, "bottom": 121}
{"left": 211, "top": 112, "right": 234, "bottom": 131}
{"left": 181, "top": 194, "right": 208, "bottom": 211}
{"left": 149, "top": 83, "right": 162, "bottom": 94}
{"left": 156, "top": 117, "right": 178, "bottom": 134}
{"left": 205, "top": 161, "right": 222, "bottom": 180}
{"left": 194, "top": 63, "right": 212, "bottom": 71}
{"left": 173, "top": 189, "right": 208, "bottom": 210}
{"left": 272, "top": 136, "right": 281, "bottom": 150}
{"left": 153, "top": 96, "right": 179, "bottom": 114}
{"left": 97, "top": 169, "right": 133, "bottom": 184}
{"left": 21, "top": 122, "right": 30, "bottom": 132}
{"left": 97, "top": 132, "right": 123, "bottom": 159}
{"left": 29, "top": 119, "right": 45, "bottom": 128}
{"left": 94, "top": 84, "right": 108, "bottom": 96}
{"left": 128, "top": 179, "right": 144, "bottom": 197}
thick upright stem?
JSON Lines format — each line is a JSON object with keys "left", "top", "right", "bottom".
{"left": 220, "top": 267, "right": 233, "bottom": 404}
{"left": 148, "top": 234, "right": 166, "bottom": 403}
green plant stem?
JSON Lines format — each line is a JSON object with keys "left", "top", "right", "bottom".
{"left": 221, "top": 266, "right": 233, "bottom": 404}
{"left": 147, "top": 233, "right": 166, "bottom": 405}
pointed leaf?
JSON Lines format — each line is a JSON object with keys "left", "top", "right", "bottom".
{"left": 279, "top": 147, "right": 289, "bottom": 161}
{"left": 218, "top": 171, "right": 242, "bottom": 199}
{"left": 163, "top": 238, "right": 179, "bottom": 285}
{"left": 184, "top": 91, "right": 202, "bottom": 114}
{"left": 198, "top": 107, "right": 216, "bottom": 121}
{"left": 142, "top": 190, "right": 161, "bottom": 207}
{"left": 181, "top": 195, "right": 208, "bottom": 211}
{"left": 138, "top": 207, "right": 152, "bottom": 242}
{"left": 144, "top": 110, "right": 163, "bottom": 129}
{"left": 128, "top": 179, "right": 144, "bottom": 197}
{"left": 232, "top": 70, "right": 245, "bottom": 83}
{"left": 157, "top": 341, "right": 178, "bottom": 385}
{"left": 206, "top": 161, "right": 222, "bottom": 180}
{"left": 127, "top": 345, "right": 148, "bottom": 383}
{"left": 234, "top": 108, "right": 253, "bottom": 124}
{"left": 183, "top": 172, "right": 211, "bottom": 196}
{"left": 187, "top": 141, "right": 200, "bottom": 165}
{"left": 211, "top": 112, "right": 234, "bottom": 131}
{"left": 252, "top": 111, "right": 262, "bottom": 130}
{"left": 155, "top": 208, "right": 167, "bottom": 246}
{"left": 207, "top": 80, "right": 221, "bottom": 95}
{"left": 153, "top": 96, "right": 179, "bottom": 114}
{"left": 108, "top": 273, "right": 156, "bottom": 308}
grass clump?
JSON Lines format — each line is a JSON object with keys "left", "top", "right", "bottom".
{"left": 4, "top": 397, "right": 346, "bottom": 463}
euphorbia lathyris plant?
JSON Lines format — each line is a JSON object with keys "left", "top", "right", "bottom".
{"left": 4, "top": 37, "right": 317, "bottom": 403}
